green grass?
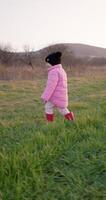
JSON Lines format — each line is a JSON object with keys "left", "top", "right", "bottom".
{"left": 0, "top": 73, "right": 106, "bottom": 200}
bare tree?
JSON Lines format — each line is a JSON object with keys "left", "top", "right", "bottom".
{"left": 0, "top": 43, "right": 13, "bottom": 65}
{"left": 23, "top": 44, "right": 33, "bottom": 68}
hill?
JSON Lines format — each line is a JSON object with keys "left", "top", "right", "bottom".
{"left": 39, "top": 43, "right": 106, "bottom": 58}
{"left": 36, "top": 43, "right": 106, "bottom": 67}
{"left": 64, "top": 43, "right": 106, "bottom": 57}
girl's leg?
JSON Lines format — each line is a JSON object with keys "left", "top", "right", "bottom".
{"left": 45, "top": 101, "right": 54, "bottom": 122}
{"left": 58, "top": 107, "right": 75, "bottom": 121}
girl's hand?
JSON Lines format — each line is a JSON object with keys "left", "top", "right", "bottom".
{"left": 41, "top": 98, "right": 47, "bottom": 104}
{"left": 43, "top": 100, "right": 47, "bottom": 104}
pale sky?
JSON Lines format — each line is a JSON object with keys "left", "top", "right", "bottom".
{"left": 0, "top": 0, "right": 106, "bottom": 51}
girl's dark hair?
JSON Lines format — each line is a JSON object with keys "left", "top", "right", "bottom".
{"left": 55, "top": 51, "right": 62, "bottom": 58}
{"left": 45, "top": 51, "right": 62, "bottom": 66}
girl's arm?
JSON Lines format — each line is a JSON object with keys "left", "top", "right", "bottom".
{"left": 41, "top": 70, "right": 58, "bottom": 102}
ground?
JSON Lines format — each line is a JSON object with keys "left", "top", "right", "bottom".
{"left": 0, "top": 70, "right": 106, "bottom": 200}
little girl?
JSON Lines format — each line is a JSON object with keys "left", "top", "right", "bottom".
{"left": 41, "top": 51, "right": 75, "bottom": 122}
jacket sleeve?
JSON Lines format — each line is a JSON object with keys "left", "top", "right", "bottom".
{"left": 41, "top": 70, "right": 58, "bottom": 101}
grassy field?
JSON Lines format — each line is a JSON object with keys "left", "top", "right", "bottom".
{"left": 0, "top": 71, "right": 106, "bottom": 200}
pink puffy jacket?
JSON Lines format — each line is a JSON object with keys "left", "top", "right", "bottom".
{"left": 41, "top": 64, "right": 68, "bottom": 108}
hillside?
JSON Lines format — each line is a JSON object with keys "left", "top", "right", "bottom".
{"left": 39, "top": 43, "right": 106, "bottom": 58}
{"left": 65, "top": 43, "right": 106, "bottom": 57}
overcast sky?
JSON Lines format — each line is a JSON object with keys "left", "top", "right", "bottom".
{"left": 0, "top": 0, "right": 106, "bottom": 51}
